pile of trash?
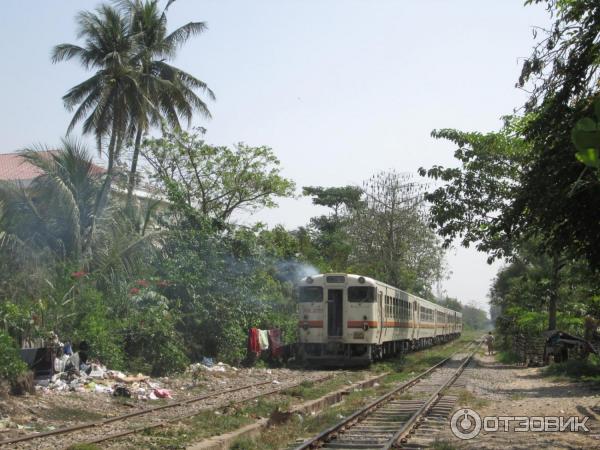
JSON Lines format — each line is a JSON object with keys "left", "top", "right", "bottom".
{"left": 187, "top": 357, "right": 239, "bottom": 374}
{"left": 27, "top": 335, "right": 173, "bottom": 401}
{"left": 35, "top": 363, "right": 172, "bottom": 400}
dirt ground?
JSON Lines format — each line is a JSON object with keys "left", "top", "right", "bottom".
{"left": 0, "top": 365, "right": 329, "bottom": 444}
{"left": 437, "top": 352, "right": 600, "bottom": 450}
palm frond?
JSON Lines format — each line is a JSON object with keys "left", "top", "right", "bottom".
{"left": 163, "top": 21, "right": 207, "bottom": 53}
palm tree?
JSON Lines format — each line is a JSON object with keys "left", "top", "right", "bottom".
{"left": 51, "top": 5, "right": 151, "bottom": 175}
{"left": 0, "top": 140, "right": 155, "bottom": 272}
{"left": 120, "top": 0, "right": 215, "bottom": 206}
{"left": 0, "top": 140, "right": 109, "bottom": 261}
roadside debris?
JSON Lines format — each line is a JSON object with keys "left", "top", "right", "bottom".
{"left": 20, "top": 334, "right": 166, "bottom": 401}
{"left": 35, "top": 365, "right": 165, "bottom": 400}
{"left": 153, "top": 388, "right": 173, "bottom": 399}
{"left": 187, "top": 361, "right": 238, "bottom": 374}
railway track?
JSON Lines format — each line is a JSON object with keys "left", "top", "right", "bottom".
{"left": 0, "top": 372, "right": 334, "bottom": 449}
{"left": 291, "top": 341, "right": 480, "bottom": 450}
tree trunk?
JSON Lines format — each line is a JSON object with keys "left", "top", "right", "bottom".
{"left": 548, "top": 254, "right": 562, "bottom": 331}
{"left": 106, "top": 105, "right": 124, "bottom": 175}
{"left": 106, "top": 123, "right": 117, "bottom": 175}
{"left": 126, "top": 126, "right": 143, "bottom": 209}
{"left": 548, "top": 290, "right": 557, "bottom": 331}
{"left": 97, "top": 110, "right": 121, "bottom": 214}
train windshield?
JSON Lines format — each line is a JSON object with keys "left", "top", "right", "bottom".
{"left": 348, "top": 286, "right": 375, "bottom": 303}
{"left": 298, "top": 286, "right": 323, "bottom": 302}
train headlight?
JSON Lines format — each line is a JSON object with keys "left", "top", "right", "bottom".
{"left": 358, "top": 276, "right": 365, "bottom": 284}
{"left": 306, "top": 276, "right": 313, "bottom": 284}
{"left": 362, "top": 322, "right": 369, "bottom": 331}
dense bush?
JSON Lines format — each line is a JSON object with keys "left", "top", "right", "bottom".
{"left": 0, "top": 331, "right": 27, "bottom": 381}
{"left": 156, "top": 227, "right": 297, "bottom": 365}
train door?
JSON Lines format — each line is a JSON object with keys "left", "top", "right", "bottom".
{"left": 327, "top": 289, "right": 343, "bottom": 337}
{"left": 413, "top": 300, "right": 419, "bottom": 339}
{"left": 378, "top": 290, "right": 384, "bottom": 344}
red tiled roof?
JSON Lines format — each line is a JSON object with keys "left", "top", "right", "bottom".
{"left": 0, "top": 151, "right": 105, "bottom": 182}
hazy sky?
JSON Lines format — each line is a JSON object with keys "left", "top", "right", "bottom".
{"left": 0, "top": 1, "right": 551, "bottom": 311}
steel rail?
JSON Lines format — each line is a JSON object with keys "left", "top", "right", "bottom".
{"left": 292, "top": 341, "right": 477, "bottom": 450}
{"left": 0, "top": 374, "right": 333, "bottom": 447}
{"left": 383, "top": 345, "right": 477, "bottom": 449}
{"left": 80, "top": 373, "right": 343, "bottom": 446}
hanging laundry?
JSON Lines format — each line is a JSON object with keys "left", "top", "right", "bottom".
{"left": 258, "top": 329, "right": 270, "bottom": 351}
{"left": 268, "top": 329, "right": 282, "bottom": 357}
{"left": 248, "top": 328, "right": 261, "bottom": 355}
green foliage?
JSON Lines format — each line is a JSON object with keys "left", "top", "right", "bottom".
{"left": 515, "top": 0, "right": 600, "bottom": 268}
{"left": 143, "top": 128, "right": 295, "bottom": 224}
{"left": 436, "top": 296, "right": 462, "bottom": 312}
{"left": 543, "top": 354, "right": 600, "bottom": 382}
{"left": 418, "top": 117, "right": 530, "bottom": 262}
{"left": 156, "top": 225, "right": 296, "bottom": 365}
{"left": 69, "top": 287, "right": 126, "bottom": 370}
{"left": 124, "top": 306, "right": 189, "bottom": 375}
{"left": 572, "top": 99, "right": 600, "bottom": 174}
{"left": 0, "top": 331, "right": 27, "bottom": 381}
{"left": 119, "top": 0, "right": 215, "bottom": 203}
{"left": 300, "top": 174, "right": 447, "bottom": 298}
{"left": 302, "top": 185, "right": 363, "bottom": 217}
{"left": 496, "top": 350, "right": 521, "bottom": 364}
{"left": 66, "top": 445, "right": 102, "bottom": 450}
{"left": 420, "top": 0, "right": 600, "bottom": 340}
{"left": 52, "top": 0, "right": 214, "bottom": 178}
{"left": 349, "top": 171, "right": 444, "bottom": 297}
{"left": 491, "top": 240, "right": 599, "bottom": 342}
{"left": 461, "top": 304, "right": 489, "bottom": 330}
{"left": 300, "top": 185, "right": 354, "bottom": 272}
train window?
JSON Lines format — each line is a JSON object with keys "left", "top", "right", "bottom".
{"left": 420, "top": 306, "right": 434, "bottom": 322}
{"left": 348, "top": 286, "right": 375, "bottom": 303}
{"left": 326, "top": 276, "right": 345, "bottom": 283}
{"left": 298, "top": 286, "right": 323, "bottom": 303}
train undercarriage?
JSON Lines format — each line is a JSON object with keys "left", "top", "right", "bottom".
{"left": 299, "top": 332, "right": 462, "bottom": 367}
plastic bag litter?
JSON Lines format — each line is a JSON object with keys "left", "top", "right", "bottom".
{"left": 95, "top": 384, "right": 112, "bottom": 394}
{"left": 153, "top": 388, "right": 172, "bottom": 399}
{"left": 189, "top": 361, "right": 236, "bottom": 373}
{"left": 88, "top": 364, "right": 107, "bottom": 379}
{"left": 53, "top": 354, "right": 69, "bottom": 373}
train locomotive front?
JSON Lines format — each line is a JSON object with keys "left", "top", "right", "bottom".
{"left": 296, "top": 273, "right": 462, "bottom": 366}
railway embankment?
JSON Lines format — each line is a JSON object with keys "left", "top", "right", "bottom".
{"left": 0, "top": 334, "right": 475, "bottom": 450}
{"left": 432, "top": 352, "right": 600, "bottom": 449}
{"left": 221, "top": 337, "right": 600, "bottom": 450}
{"left": 199, "top": 335, "right": 476, "bottom": 450}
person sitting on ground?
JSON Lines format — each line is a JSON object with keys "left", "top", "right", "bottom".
{"left": 484, "top": 331, "right": 495, "bottom": 355}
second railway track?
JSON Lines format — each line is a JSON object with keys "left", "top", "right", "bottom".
{"left": 292, "top": 340, "right": 480, "bottom": 450}
{"left": 0, "top": 372, "right": 334, "bottom": 450}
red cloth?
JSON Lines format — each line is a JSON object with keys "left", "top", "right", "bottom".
{"left": 248, "top": 328, "right": 261, "bottom": 355}
{"left": 268, "top": 329, "right": 282, "bottom": 357}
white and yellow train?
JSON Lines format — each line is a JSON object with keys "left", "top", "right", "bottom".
{"left": 297, "top": 273, "right": 462, "bottom": 365}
